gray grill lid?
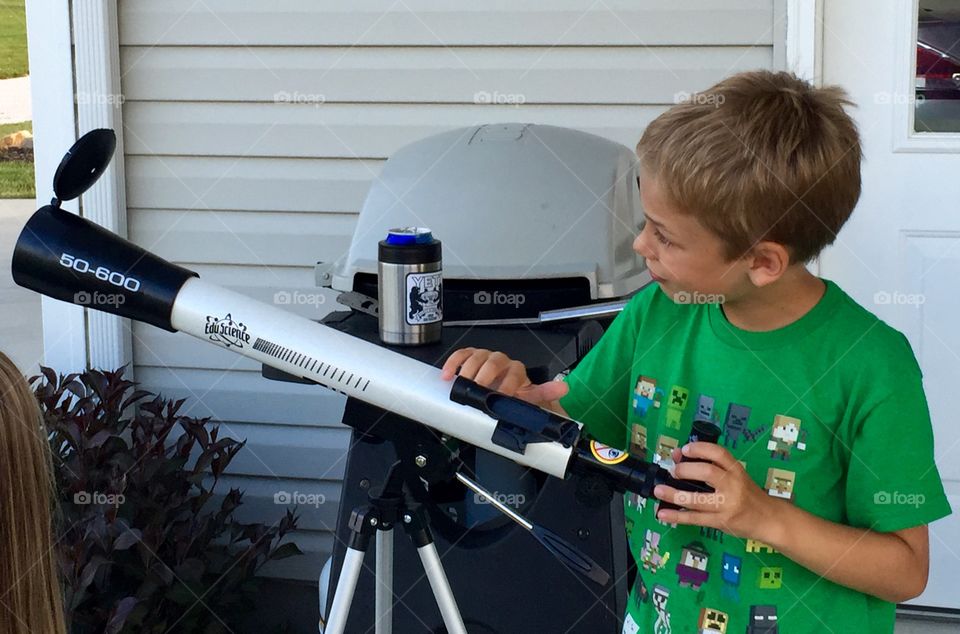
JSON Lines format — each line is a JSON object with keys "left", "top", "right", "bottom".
{"left": 323, "top": 123, "right": 648, "bottom": 300}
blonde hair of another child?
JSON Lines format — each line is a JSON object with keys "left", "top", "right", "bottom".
{"left": 0, "top": 351, "right": 66, "bottom": 634}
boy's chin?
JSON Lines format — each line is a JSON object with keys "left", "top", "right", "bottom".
{"left": 655, "top": 283, "right": 685, "bottom": 303}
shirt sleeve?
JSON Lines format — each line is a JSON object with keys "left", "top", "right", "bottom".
{"left": 844, "top": 374, "right": 952, "bottom": 532}
{"left": 558, "top": 291, "right": 644, "bottom": 449}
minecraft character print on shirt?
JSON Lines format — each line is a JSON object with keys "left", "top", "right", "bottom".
{"left": 630, "top": 422, "right": 648, "bottom": 456}
{"left": 721, "top": 403, "right": 767, "bottom": 449}
{"left": 698, "top": 607, "right": 730, "bottom": 634}
{"left": 675, "top": 541, "right": 710, "bottom": 590}
{"left": 745, "top": 539, "right": 778, "bottom": 555}
{"left": 652, "top": 585, "right": 672, "bottom": 634}
{"left": 765, "top": 468, "right": 796, "bottom": 501}
{"left": 663, "top": 385, "right": 690, "bottom": 429}
{"left": 758, "top": 567, "right": 783, "bottom": 590}
{"left": 632, "top": 375, "right": 664, "bottom": 418}
{"left": 767, "top": 414, "right": 807, "bottom": 461}
{"left": 746, "top": 605, "right": 779, "bottom": 634}
{"left": 721, "top": 552, "right": 742, "bottom": 602}
{"left": 626, "top": 490, "right": 647, "bottom": 513}
{"left": 700, "top": 524, "right": 724, "bottom": 543}
{"left": 696, "top": 394, "right": 720, "bottom": 424}
{"left": 641, "top": 529, "right": 670, "bottom": 573}
{"left": 654, "top": 435, "right": 679, "bottom": 468}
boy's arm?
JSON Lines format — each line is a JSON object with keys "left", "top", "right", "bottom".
{"left": 760, "top": 500, "right": 929, "bottom": 603}
{"left": 653, "top": 442, "right": 932, "bottom": 604}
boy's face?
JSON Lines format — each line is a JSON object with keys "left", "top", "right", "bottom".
{"left": 634, "top": 170, "right": 754, "bottom": 303}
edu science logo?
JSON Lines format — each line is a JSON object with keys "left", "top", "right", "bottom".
{"left": 204, "top": 313, "right": 251, "bottom": 349}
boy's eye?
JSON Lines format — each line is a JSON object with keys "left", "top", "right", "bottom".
{"left": 654, "top": 229, "right": 671, "bottom": 246}
{"left": 638, "top": 219, "right": 673, "bottom": 247}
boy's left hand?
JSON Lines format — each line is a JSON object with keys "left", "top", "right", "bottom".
{"left": 652, "top": 441, "right": 779, "bottom": 539}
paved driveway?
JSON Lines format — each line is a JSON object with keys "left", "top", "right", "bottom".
{"left": 0, "top": 76, "right": 31, "bottom": 123}
{"left": 0, "top": 198, "right": 42, "bottom": 376}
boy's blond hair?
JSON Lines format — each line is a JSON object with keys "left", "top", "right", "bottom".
{"left": 637, "top": 70, "right": 862, "bottom": 264}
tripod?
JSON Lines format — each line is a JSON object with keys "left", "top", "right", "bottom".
{"left": 323, "top": 461, "right": 467, "bottom": 634}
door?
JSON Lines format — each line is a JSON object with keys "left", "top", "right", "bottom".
{"left": 820, "top": 0, "right": 960, "bottom": 613}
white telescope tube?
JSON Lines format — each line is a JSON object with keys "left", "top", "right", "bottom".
{"left": 172, "top": 277, "right": 575, "bottom": 479}
{"left": 13, "top": 202, "right": 679, "bottom": 500}
{"left": 11, "top": 131, "right": 704, "bottom": 506}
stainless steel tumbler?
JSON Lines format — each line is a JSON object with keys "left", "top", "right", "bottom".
{"left": 377, "top": 227, "right": 442, "bottom": 345}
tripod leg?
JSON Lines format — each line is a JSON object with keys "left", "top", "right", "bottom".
{"left": 375, "top": 529, "right": 394, "bottom": 634}
{"left": 401, "top": 508, "right": 467, "bottom": 634}
{"left": 325, "top": 547, "right": 366, "bottom": 634}
{"left": 417, "top": 542, "right": 468, "bottom": 634}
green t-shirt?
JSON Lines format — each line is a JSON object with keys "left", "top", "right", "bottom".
{"left": 559, "top": 279, "right": 951, "bottom": 634}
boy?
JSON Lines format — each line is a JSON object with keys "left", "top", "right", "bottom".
{"left": 440, "top": 71, "right": 951, "bottom": 633}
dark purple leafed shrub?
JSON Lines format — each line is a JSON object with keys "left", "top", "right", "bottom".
{"left": 32, "top": 366, "right": 302, "bottom": 633}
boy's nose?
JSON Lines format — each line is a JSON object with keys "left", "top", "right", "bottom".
{"left": 633, "top": 229, "right": 654, "bottom": 260}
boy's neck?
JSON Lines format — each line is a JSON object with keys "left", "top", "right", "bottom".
{"left": 720, "top": 267, "right": 826, "bottom": 332}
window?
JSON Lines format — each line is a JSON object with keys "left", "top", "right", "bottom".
{"left": 915, "top": 3, "right": 960, "bottom": 132}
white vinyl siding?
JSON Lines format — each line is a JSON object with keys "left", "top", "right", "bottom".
{"left": 117, "top": 0, "right": 786, "bottom": 581}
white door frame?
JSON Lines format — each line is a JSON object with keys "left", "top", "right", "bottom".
{"left": 26, "top": 0, "right": 131, "bottom": 375}
{"left": 28, "top": 0, "right": 820, "bottom": 376}
{"left": 787, "top": 0, "right": 824, "bottom": 82}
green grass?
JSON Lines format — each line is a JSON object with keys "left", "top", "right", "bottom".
{"left": 0, "top": 119, "right": 30, "bottom": 137}
{"left": 0, "top": 0, "right": 28, "bottom": 79}
{"left": 0, "top": 119, "right": 33, "bottom": 198}
{"left": 0, "top": 159, "right": 34, "bottom": 198}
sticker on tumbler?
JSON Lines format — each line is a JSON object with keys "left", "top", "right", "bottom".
{"left": 590, "top": 441, "right": 630, "bottom": 465}
{"left": 405, "top": 271, "right": 443, "bottom": 325}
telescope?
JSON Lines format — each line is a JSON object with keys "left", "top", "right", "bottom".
{"left": 13, "top": 129, "right": 712, "bottom": 631}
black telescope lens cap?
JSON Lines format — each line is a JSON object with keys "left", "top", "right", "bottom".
{"left": 52, "top": 128, "right": 117, "bottom": 202}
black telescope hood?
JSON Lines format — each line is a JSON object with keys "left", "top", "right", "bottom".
{"left": 11, "top": 128, "right": 197, "bottom": 332}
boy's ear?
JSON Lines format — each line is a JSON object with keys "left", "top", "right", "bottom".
{"left": 744, "top": 240, "right": 791, "bottom": 287}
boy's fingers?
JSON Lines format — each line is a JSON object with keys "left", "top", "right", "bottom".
{"left": 654, "top": 484, "right": 718, "bottom": 511}
{"left": 656, "top": 508, "right": 712, "bottom": 528}
{"left": 671, "top": 461, "right": 724, "bottom": 487}
{"left": 458, "top": 350, "right": 492, "bottom": 381}
{"left": 440, "top": 348, "right": 474, "bottom": 379}
{"left": 496, "top": 363, "right": 529, "bottom": 396}
{"left": 475, "top": 355, "right": 510, "bottom": 387}
{"left": 681, "top": 441, "right": 738, "bottom": 470}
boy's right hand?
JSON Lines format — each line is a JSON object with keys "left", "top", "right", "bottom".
{"left": 440, "top": 347, "right": 570, "bottom": 411}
